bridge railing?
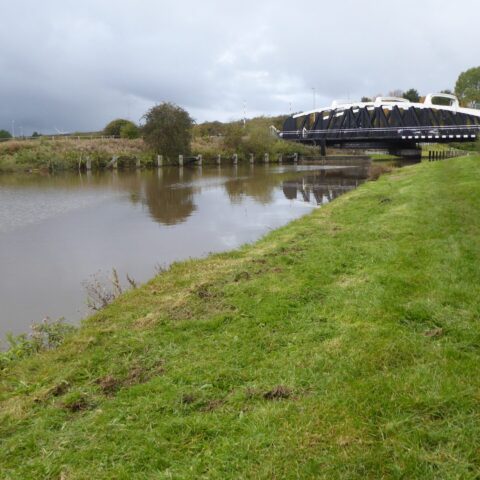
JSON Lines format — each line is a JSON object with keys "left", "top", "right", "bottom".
{"left": 280, "top": 125, "right": 480, "bottom": 142}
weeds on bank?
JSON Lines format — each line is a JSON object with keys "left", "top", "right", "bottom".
{"left": 82, "top": 267, "right": 138, "bottom": 311}
{"left": 0, "top": 318, "right": 75, "bottom": 369}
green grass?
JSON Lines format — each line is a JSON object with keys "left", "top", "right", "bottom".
{"left": 2, "top": 156, "right": 480, "bottom": 478}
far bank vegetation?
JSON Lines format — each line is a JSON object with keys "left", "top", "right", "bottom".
{"left": 0, "top": 104, "right": 315, "bottom": 172}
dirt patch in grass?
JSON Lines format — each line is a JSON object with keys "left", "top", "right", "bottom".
{"left": 62, "top": 394, "right": 93, "bottom": 413}
{"left": 200, "top": 399, "right": 225, "bottom": 412}
{"left": 234, "top": 271, "right": 251, "bottom": 282}
{"left": 48, "top": 381, "right": 70, "bottom": 397}
{"left": 424, "top": 327, "right": 444, "bottom": 338}
{"left": 181, "top": 393, "right": 196, "bottom": 405}
{"left": 195, "top": 282, "right": 222, "bottom": 299}
{"left": 263, "top": 385, "right": 292, "bottom": 400}
{"left": 96, "top": 375, "right": 120, "bottom": 395}
{"left": 95, "top": 361, "right": 165, "bottom": 396}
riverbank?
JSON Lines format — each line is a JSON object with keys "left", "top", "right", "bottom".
{"left": 0, "top": 137, "right": 150, "bottom": 172}
{"left": 0, "top": 124, "right": 317, "bottom": 173}
{"left": 1, "top": 156, "right": 480, "bottom": 478}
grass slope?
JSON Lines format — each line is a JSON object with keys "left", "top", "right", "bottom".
{"left": 1, "top": 157, "right": 480, "bottom": 479}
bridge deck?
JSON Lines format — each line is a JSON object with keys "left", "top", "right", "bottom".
{"left": 278, "top": 95, "right": 480, "bottom": 147}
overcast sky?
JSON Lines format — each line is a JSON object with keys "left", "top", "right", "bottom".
{"left": 1, "top": 0, "right": 479, "bottom": 134}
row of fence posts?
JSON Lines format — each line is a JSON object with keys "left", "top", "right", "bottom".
{"left": 428, "top": 150, "right": 463, "bottom": 161}
{"left": 81, "top": 152, "right": 300, "bottom": 171}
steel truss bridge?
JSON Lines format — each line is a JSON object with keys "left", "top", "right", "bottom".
{"left": 276, "top": 93, "right": 480, "bottom": 150}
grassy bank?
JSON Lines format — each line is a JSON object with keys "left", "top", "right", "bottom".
{"left": 0, "top": 138, "right": 151, "bottom": 173}
{"left": 2, "top": 156, "right": 480, "bottom": 478}
{"left": 0, "top": 117, "right": 316, "bottom": 173}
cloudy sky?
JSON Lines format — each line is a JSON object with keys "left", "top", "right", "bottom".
{"left": 1, "top": 0, "right": 479, "bottom": 134}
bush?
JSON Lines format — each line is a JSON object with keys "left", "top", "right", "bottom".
{"left": 223, "top": 123, "right": 244, "bottom": 152}
{"left": 0, "top": 129, "right": 12, "bottom": 139}
{"left": 142, "top": 102, "right": 194, "bottom": 159}
{"left": 120, "top": 122, "right": 140, "bottom": 139}
{"left": 104, "top": 119, "right": 137, "bottom": 137}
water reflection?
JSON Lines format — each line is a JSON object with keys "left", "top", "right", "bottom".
{"left": 282, "top": 167, "right": 364, "bottom": 205}
{"left": 0, "top": 163, "right": 369, "bottom": 337}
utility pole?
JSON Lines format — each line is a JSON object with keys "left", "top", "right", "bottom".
{"left": 11, "top": 120, "right": 15, "bottom": 138}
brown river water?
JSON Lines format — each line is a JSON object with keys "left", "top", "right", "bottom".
{"left": 0, "top": 163, "right": 367, "bottom": 340}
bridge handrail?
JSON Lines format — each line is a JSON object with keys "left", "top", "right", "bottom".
{"left": 280, "top": 125, "right": 480, "bottom": 135}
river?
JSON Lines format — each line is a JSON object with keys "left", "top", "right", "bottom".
{"left": 0, "top": 163, "right": 366, "bottom": 340}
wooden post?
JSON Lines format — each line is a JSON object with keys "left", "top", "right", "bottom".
{"left": 232, "top": 153, "right": 238, "bottom": 164}
{"left": 278, "top": 154, "right": 283, "bottom": 163}
{"left": 428, "top": 151, "right": 432, "bottom": 162}
{"left": 264, "top": 153, "right": 269, "bottom": 163}
{"left": 135, "top": 157, "right": 141, "bottom": 169}
{"left": 85, "top": 156, "right": 92, "bottom": 171}
{"left": 250, "top": 153, "right": 254, "bottom": 164}
{"left": 197, "top": 154, "right": 203, "bottom": 166}
{"left": 178, "top": 155, "right": 184, "bottom": 167}
{"left": 293, "top": 152, "right": 298, "bottom": 163}
{"left": 112, "top": 155, "right": 118, "bottom": 169}
{"left": 216, "top": 154, "right": 221, "bottom": 165}
{"left": 157, "top": 155, "right": 163, "bottom": 167}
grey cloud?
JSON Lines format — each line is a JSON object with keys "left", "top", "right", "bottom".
{"left": 1, "top": 0, "right": 479, "bottom": 134}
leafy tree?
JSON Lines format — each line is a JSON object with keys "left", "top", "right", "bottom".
{"left": 104, "top": 119, "right": 137, "bottom": 137}
{"left": 403, "top": 88, "right": 420, "bottom": 103}
{"left": 194, "top": 121, "right": 226, "bottom": 138}
{"left": 120, "top": 122, "right": 140, "bottom": 139}
{"left": 32, "top": 131, "right": 41, "bottom": 138}
{"left": 361, "top": 96, "right": 372, "bottom": 103}
{"left": 455, "top": 67, "right": 480, "bottom": 106}
{"left": 0, "top": 129, "right": 12, "bottom": 139}
{"left": 388, "top": 89, "right": 404, "bottom": 98}
{"left": 142, "top": 102, "right": 194, "bottom": 158}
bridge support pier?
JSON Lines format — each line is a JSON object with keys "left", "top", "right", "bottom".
{"left": 320, "top": 140, "right": 327, "bottom": 157}
{"left": 387, "top": 147, "right": 422, "bottom": 159}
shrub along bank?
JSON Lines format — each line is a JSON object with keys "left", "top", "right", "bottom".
{"left": 1, "top": 156, "right": 480, "bottom": 478}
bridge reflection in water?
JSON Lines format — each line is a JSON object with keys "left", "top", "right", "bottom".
{"left": 283, "top": 165, "right": 368, "bottom": 206}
